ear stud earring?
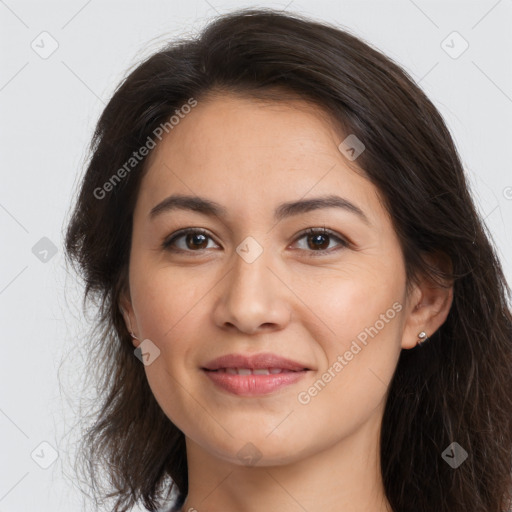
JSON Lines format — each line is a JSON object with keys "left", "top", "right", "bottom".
{"left": 417, "top": 331, "right": 428, "bottom": 345}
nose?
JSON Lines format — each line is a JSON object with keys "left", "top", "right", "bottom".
{"left": 212, "top": 246, "right": 292, "bottom": 335}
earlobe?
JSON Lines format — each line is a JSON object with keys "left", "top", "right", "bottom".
{"left": 401, "top": 253, "right": 454, "bottom": 350}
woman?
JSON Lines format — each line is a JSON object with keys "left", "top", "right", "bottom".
{"left": 64, "top": 8, "right": 512, "bottom": 512}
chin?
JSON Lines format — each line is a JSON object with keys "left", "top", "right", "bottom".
{"left": 199, "top": 427, "right": 311, "bottom": 467}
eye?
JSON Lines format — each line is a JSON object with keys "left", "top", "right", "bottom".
{"left": 162, "top": 228, "right": 218, "bottom": 253}
{"left": 292, "top": 227, "right": 349, "bottom": 256}
{"left": 162, "top": 226, "right": 349, "bottom": 256}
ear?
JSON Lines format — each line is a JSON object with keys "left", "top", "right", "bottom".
{"left": 119, "top": 288, "right": 140, "bottom": 348}
{"left": 401, "top": 252, "right": 454, "bottom": 350}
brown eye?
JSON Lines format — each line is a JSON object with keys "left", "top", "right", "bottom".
{"left": 184, "top": 232, "right": 208, "bottom": 250}
{"left": 162, "top": 229, "right": 217, "bottom": 252}
{"left": 306, "top": 232, "right": 330, "bottom": 250}
{"left": 293, "top": 228, "right": 349, "bottom": 256}
{"left": 162, "top": 227, "right": 348, "bottom": 256}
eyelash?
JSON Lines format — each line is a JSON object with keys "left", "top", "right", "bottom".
{"left": 161, "top": 227, "right": 350, "bottom": 257}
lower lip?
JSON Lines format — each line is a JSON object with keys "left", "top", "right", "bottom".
{"left": 203, "top": 369, "right": 308, "bottom": 396}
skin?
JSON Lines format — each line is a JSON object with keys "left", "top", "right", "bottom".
{"left": 120, "top": 93, "right": 453, "bottom": 512}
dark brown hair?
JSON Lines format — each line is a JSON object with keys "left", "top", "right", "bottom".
{"left": 64, "top": 8, "right": 512, "bottom": 512}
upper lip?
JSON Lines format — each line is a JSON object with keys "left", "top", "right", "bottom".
{"left": 202, "top": 352, "right": 310, "bottom": 371}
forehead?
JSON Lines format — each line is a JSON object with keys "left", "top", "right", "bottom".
{"left": 136, "top": 94, "right": 386, "bottom": 225}
{"left": 150, "top": 93, "right": 345, "bottom": 165}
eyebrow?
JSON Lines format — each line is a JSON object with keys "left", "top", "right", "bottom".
{"left": 149, "top": 193, "right": 370, "bottom": 225}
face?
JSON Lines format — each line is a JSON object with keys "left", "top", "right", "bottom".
{"left": 121, "top": 93, "right": 421, "bottom": 467}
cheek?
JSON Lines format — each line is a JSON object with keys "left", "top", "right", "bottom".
{"left": 129, "top": 263, "right": 219, "bottom": 425}
{"left": 290, "top": 254, "right": 405, "bottom": 345}
{"left": 303, "top": 277, "right": 404, "bottom": 389}
{"left": 289, "top": 282, "right": 404, "bottom": 450}
{"left": 289, "top": 259, "right": 405, "bottom": 407}
{"left": 131, "top": 260, "right": 209, "bottom": 341}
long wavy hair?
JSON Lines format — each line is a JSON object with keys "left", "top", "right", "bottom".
{"left": 64, "top": 8, "right": 512, "bottom": 512}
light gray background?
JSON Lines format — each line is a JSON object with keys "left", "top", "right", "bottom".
{"left": 1, "top": 1, "right": 511, "bottom": 511}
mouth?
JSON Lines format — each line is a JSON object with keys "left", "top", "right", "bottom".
{"left": 201, "top": 353, "right": 311, "bottom": 396}
{"left": 203, "top": 367, "right": 305, "bottom": 375}
{"left": 202, "top": 352, "right": 311, "bottom": 372}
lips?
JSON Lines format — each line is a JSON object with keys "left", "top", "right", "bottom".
{"left": 202, "top": 352, "right": 310, "bottom": 372}
{"left": 201, "top": 353, "right": 311, "bottom": 396}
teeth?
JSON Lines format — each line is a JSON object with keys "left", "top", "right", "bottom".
{"left": 253, "top": 368, "right": 270, "bottom": 375}
{"left": 217, "top": 368, "right": 286, "bottom": 375}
